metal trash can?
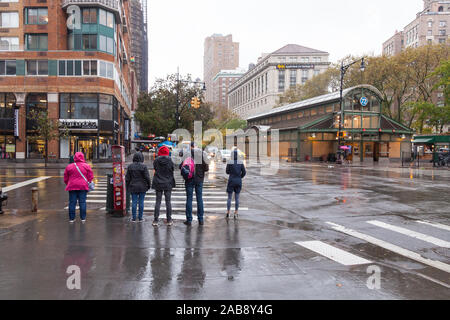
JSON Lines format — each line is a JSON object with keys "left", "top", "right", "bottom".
{"left": 106, "top": 173, "right": 114, "bottom": 214}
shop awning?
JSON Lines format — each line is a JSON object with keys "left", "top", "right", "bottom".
{"left": 412, "top": 138, "right": 434, "bottom": 144}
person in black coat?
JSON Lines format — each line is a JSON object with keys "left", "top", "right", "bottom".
{"left": 151, "top": 146, "right": 175, "bottom": 226}
{"left": 125, "top": 152, "right": 151, "bottom": 222}
{"left": 179, "top": 142, "right": 210, "bottom": 226}
{"left": 226, "top": 149, "right": 246, "bottom": 219}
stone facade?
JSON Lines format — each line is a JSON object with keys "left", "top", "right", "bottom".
{"left": 228, "top": 44, "right": 330, "bottom": 120}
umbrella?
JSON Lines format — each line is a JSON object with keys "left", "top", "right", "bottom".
{"left": 158, "top": 141, "right": 174, "bottom": 147}
{"left": 340, "top": 146, "right": 350, "bottom": 150}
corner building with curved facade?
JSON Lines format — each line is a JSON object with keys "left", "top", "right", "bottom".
{"left": 0, "top": 0, "right": 139, "bottom": 162}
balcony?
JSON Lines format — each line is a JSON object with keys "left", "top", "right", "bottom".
{"left": 61, "top": 0, "right": 122, "bottom": 22}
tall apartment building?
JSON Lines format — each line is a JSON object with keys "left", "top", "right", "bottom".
{"left": 0, "top": 0, "right": 138, "bottom": 162}
{"left": 129, "top": 0, "right": 148, "bottom": 93}
{"left": 228, "top": 44, "right": 330, "bottom": 120}
{"left": 203, "top": 34, "right": 239, "bottom": 105}
{"left": 383, "top": 0, "right": 449, "bottom": 56}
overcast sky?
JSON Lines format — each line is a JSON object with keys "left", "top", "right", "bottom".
{"left": 147, "top": 0, "right": 424, "bottom": 87}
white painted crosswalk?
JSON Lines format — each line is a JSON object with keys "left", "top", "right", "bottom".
{"left": 293, "top": 218, "right": 450, "bottom": 284}
{"left": 295, "top": 241, "right": 372, "bottom": 266}
{"left": 325, "top": 221, "right": 450, "bottom": 274}
{"left": 65, "top": 178, "right": 249, "bottom": 213}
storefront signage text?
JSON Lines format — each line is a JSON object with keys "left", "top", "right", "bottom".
{"left": 14, "top": 107, "right": 19, "bottom": 137}
{"left": 276, "top": 64, "right": 315, "bottom": 70}
{"left": 59, "top": 119, "right": 98, "bottom": 130}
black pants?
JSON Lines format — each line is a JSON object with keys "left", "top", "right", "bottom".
{"left": 154, "top": 190, "right": 172, "bottom": 222}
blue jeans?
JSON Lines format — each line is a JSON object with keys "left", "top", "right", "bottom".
{"left": 185, "top": 181, "right": 204, "bottom": 222}
{"left": 69, "top": 190, "right": 88, "bottom": 221}
{"left": 227, "top": 192, "right": 240, "bottom": 212}
{"left": 131, "top": 192, "right": 146, "bottom": 220}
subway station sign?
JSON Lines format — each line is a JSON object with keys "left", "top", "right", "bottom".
{"left": 276, "top": 64, "right": 315, "bottom": 70}
{"left": 59, "top": 119, "right": 98, "bottom": 130}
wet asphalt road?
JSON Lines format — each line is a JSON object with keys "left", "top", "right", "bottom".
{"left": 0, "top": 161, "right": 449, "bottom": 299}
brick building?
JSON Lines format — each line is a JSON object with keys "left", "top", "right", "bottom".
{"left": 0, "top": 0, "right": 139, "bottom": 162}
{"left": 211, "top": 68, "right": 245, "bottom": 110}
{"left": 383, "top": 0, "right": 450, "bottom": 55}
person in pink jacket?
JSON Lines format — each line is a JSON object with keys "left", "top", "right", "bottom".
{"left": 64, "top": 152, "right": 94, "bottom": 223}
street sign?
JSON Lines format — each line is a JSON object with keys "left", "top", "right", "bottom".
{"left": 360, "top": 97, "right": 369, "bottom": 107}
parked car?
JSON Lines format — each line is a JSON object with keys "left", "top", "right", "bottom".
{"left": 217, "top": 149, "right": 232, "bottom": 163}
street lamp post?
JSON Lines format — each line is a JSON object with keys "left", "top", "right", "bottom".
{"left": 175, "top": 68, "right": 206, "bottom": 129}
{"left": 337, "top": 58, "right": 365, "bottom": 163}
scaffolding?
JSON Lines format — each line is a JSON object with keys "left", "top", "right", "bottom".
{"left": 129, "top": 0, "right": 148, "bottom": 92}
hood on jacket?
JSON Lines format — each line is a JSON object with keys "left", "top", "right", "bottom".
{"left": 74, "top": 152, "right": 85, "bottom": 163}
{"left": 158, "top": 146, "right": 170, "bottom": 157}
{"left": 156, "top": 155, "right": 172, "bottom": 165}
{"left": 133, "top": 152, "right": 144, "bottom": 163}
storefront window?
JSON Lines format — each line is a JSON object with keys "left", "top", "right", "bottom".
{"left": 27, "top": 138, "right": 45, "bottom": 159}
{"left": 0, "top": 93, "right": 15, "bottom": 118}
{"left": 344, "top": 115, "right": 353, "bottom": 128}
{"left": 26, "top": 93, "right": 47, "bottom": 131}
{"left": 362, "top": 116, "right": 379, "bottom": 129}
{"left": 99, "top": 137, "right": 112, "bottom": 159}
{"left": 72, "top": 93, "right": 97, "bottom": 119}
{"left": 353, "top": 115, "right": 361, "bottom": 129}
{"left": 0, "top": 135, "right": 15, "bottom": 159}
{"left": 99, "top": 94, "right": 113, "bottom": 120}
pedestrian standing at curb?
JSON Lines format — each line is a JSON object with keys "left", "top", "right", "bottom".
{"left": 125, "top": 152, "right": 151, "bottom": 222}
{"left": 180, "top": 142, "right": 210, "bottom": 226}
{"left": 226, "top": 149, "right": 246, "bottom": 219}
{"left": 64, "top": 152, "right": 94, "bottom": 223}
{"left": 152, "top": 146, "right": 175, "bottom": 227}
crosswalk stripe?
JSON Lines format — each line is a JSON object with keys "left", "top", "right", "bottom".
{"left": 86, "top": 199, "right": 237, "bottom": 205}
{"left": 295, "top": 241, "right": 372, "bottom": 266}
{"left": 3, "top": 177, "right": 51, "bottom": 192}
{"left": 416, "top": 220, "right": 450, "bottom": 232}
{"left": 87, "top": 195, "right": 228, "bottom": 199}
{"left": 367, "top": 220, "right": 450, "bottom": 248}
{"left": 327, "top": 222, "right": 450, "bottom": 274}
{"left": 98, "top": 207, "right": 248, "bottom": 212}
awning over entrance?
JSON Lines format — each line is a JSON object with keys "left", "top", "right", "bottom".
{"left": 412, "top": 135, "right": 450, "bottom": 144}
{"left": 412, "top": 138, "right": 434, "bottom": 144}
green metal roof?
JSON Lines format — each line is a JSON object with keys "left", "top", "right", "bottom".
{"left": 413, "top": 135, "right": 450, "bottom": 144}
{"left": 412, "top": 138, "right": 434, "bottom": 144}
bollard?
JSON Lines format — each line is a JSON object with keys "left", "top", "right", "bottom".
{"left": 106, "top": 174, "right": 114, "bottom": 214}
{"left": 31, "top": 187, "right": 38, "bottom": 213}
{"left": 0, "top": 187, "right": 7, "bottom": 214}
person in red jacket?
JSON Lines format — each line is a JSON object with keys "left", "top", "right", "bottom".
{"left": 64, "top": 152, "right": 94, "bottom": 223}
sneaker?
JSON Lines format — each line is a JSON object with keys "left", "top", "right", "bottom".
{"left": 166, "top": 220, "right": 173, "bottom": 226}
{"left": 139, "top": 218, "right": 145, "bottom": 223}
{"left": 69, "top": 220, "right": 75, "bottom": 224}
{"left": 183, "top": 221, "right": 192, "bottom": 226}
{"left": 152, "top": 220, "right": 158, "bottom": 226}
{"left": 198, "top": 220, "right": 204, "bottom": 226}
{"left": 81, "top": 220, "right": 86, "bottom": 224}
{"left": 131, "top": 218, "right": 137, "bottom": 223}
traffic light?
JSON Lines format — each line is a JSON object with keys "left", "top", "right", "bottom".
{"left": 190, "top": 97, "right": 201, "bottom": 109}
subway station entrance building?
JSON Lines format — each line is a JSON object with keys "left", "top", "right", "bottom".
{"left": 246, "top": 85, "right": 414, "bottom": 163}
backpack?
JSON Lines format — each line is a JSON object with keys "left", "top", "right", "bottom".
{"left": 181, "top": 157, "right": 195, "bottom": 181}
